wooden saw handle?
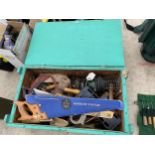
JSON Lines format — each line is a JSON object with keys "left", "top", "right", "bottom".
{"left": 16, "top": 101, "right": 48, "bottom": 122}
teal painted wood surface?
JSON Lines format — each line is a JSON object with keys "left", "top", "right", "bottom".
{"left": 5, "top": 115, "right": 131, "bottom": 135}
{"left": 121, "top": 76, "right": 130, "bottom": 133}
{"left": 25, "top": 20, "right": 125, "bottom": 68}
{"left": 9, "top": 67, "right": 26, "bottom": 123}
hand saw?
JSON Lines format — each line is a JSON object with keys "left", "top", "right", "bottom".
{"left": 25, "top": 94, "right": 124, "bottom": 118}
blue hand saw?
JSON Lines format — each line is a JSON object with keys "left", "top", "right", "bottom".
{"left": 25, "top": 94, "right": 124, "bottom": 118}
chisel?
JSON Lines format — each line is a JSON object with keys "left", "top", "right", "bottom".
{"left": 141, "top": 103, "right": 148, "bottom": 126}
{"left": 152, "top": 105, "right": 155, "bottom": 129}
{"left": 147, "top": 105, "right": 152, "bottom": 125}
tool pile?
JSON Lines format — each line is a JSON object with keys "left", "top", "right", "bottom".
{"left": 16, "top": 72, "right": 123, "bottom": 131}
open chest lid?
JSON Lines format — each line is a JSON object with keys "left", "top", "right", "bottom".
{"left": 25, "top": 20, "right": 125, "bottom": 69}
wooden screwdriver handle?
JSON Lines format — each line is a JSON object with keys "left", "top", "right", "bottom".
{"left": 153, "top": 117, "right": 155, "bottom": 129}
{"left": 143, "top": 116, "right": 148, "bottom": 126}
{"left": 109, "top": 83, "right": 114, "bottom": 100}
{"left": 64, "top": 88, "right": 80, "bottom": 95}
{"left": 148, "top": 116, "right": 152, "bottom": 125}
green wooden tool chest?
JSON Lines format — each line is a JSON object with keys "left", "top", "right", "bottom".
{"left": 4, "top": 19, "right": 133, "bottom": 135}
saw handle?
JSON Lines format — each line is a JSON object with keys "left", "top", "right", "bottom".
{"left": 16, "top": 101, "right": 48, "bottom": 121}
{"left": 17, "top": 101, "right": 31, "bottom": 118}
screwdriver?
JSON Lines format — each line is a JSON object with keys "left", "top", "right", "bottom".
{"left": 152, "top": 104, "right": 155, "bottom": 129}
{"left": 147, "top": 103, "right": 152, "bottom": 125}
{"left": 141, "top": 102, "right": 148, "bottom": 126}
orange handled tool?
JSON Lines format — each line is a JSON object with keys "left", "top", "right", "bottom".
{"left": 16, "top": 101, "right": 48, "bottom": 122}
{"left": 64, "top": 88, "right": 80, "bottom": 95}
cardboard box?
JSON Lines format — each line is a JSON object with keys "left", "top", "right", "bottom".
{"left": 0, "top": 24, "right": 6, "bottom": 42}
{"left": 0, "top": 21, "right": 31, "bottom": 68}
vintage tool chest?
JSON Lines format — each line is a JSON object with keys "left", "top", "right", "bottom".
{"left": 4, "top": 19, "right": 133, "bottom": 135}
